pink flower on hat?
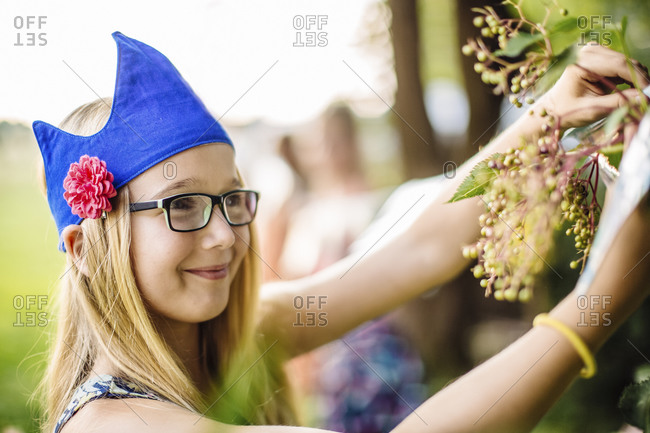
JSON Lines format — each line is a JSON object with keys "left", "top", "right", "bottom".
{"left": 63, "top": 155, "right": 117, "bottom": 219}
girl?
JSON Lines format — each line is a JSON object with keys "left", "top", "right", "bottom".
{"left": 35, "top": 32, "right": 650, "bottom": 433}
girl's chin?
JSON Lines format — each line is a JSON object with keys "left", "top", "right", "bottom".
{"left": 153, "top": 299, "right": 229, "bottom": 324}
{"left": 184, "top": 303, "right": 229, "bottom": 323}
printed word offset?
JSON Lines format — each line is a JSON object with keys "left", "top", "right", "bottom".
{"left": 293, "top": 15, "right": 328, "bottom": 47}
{"left": 14, "top": 16, "right": 48, "bottom": 46}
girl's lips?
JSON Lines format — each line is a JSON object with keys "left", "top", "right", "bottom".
{"left": 185, "top": 264, "right": 229, "bottom": 281}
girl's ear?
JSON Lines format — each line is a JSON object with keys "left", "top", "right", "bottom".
{"left": 61, "top": 225, "right": 89, "bottom": 277}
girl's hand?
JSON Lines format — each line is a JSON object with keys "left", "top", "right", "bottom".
{"left": 539, "top": 43, "right": 650, "bottom": 129}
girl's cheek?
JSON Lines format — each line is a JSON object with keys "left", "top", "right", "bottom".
{"left": 235, "top": 227, "right": 250, "bottom": 253}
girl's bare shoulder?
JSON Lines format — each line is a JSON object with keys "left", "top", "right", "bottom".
{"left": 60, "top": 398, "right": 338, "bottom": 433}
{"left": 60, "top": 397, "right": 220, "bottom": 433}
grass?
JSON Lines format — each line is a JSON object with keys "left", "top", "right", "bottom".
{"left": 0, "top": 145, "right": 64, "bottom": 432}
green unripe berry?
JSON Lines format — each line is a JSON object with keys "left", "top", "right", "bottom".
{"left": 518, "top": 288, "right": 532, "bottom": 303}
{"left": 493, "top": 289, "right": 505, "bottom": 301}
{"left": 545, "top": 177, "right": 556, "bottom": 189}
{"left": 504, "top": 288, "right": 518, "bottom": 302}
{"left": 473, "top": 16, "right": 485, "bottom": 28}
{"left": 481, "top": 27, "right": 493, "bottom": 38}
{"left": 480, "top": 279, "right": 489, "bottom": 288}
{"left": 462, "top": 44, "right": 474, "bottom": 56}
{"left": 570, "top": 260, "right": 579, "bottom": 269}
{"left": 525, "top": 97, "right": 535, "bottom": 105}
{"left": 475, "top": 63, "right": 486, "bottom": 73}
{"left": 477, "top": 51, "right": 487, "bottom": 62}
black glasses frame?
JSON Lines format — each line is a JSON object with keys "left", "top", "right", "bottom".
{"left": 129, "top": 189, "right": 260, "bottom": 232}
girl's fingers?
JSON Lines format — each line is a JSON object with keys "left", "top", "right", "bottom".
{"left": 574, "top": 87, "right": 645, "bottom": 124}
{"left": 576, "top": 44, "right": 650, "bottom": 88}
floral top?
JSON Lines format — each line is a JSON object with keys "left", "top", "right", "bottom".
{"left": 54, "top": 374, "right": 166, "bottom": 433}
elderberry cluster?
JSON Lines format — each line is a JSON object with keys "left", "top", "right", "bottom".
{"left": 462, "top": 133, "right": 606, "bottom": 302}
{"left": 455, "top": 1, "right": 647, "bottom": 303}
{"left": 562, "top": 172, "right": 601, "bottom": 271}
{"left": 463, "top": 126, "right": 567, "bottom": 302}
{"left": 461, "top": 3, "right": 565, "bottom": 105}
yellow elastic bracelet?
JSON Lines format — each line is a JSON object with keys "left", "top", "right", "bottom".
{"left": 533, "top": 313, "right": 597, "bottom": 379}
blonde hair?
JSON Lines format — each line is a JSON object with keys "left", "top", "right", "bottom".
{"left": 38, "top": 98, "right": 296, "bottom": 432}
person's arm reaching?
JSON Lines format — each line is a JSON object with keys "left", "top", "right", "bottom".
{"left": 258, "top": 44, "right": 650, "bottom": 356}
{"left": 392, "top": 200, "right": 650, "bottom": 433}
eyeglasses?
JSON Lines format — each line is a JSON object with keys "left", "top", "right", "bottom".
{"left": 129, "top": 190, "right": 260, "bottom": 232}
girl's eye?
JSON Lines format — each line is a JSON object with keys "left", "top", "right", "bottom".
{"left": 225, "top": 194, "right": 242, "bottom": 207}
{"left": 170, "top": 196, "right": 204, "bottom": 211}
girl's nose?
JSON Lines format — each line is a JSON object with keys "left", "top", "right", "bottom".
{"left": 201, "top": 207, "right": 236, "bottom": 250}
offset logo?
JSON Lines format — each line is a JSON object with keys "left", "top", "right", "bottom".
{"left": 577, "top": 295, "right": 612, "bottom": 327}
{"left": 293, "top": 295, "right": 328, "bottom": 327}
{"left": 293, "top": 15, "right": 328, "bottom": 47}
{"left": 577, "top": 15, "right": 613, "bottom": 47}
{"left": 14, "top": 16, "right": 47, "bottom": 46}
{"left": 13, "top": 295, "right": 48, "bottom": 327}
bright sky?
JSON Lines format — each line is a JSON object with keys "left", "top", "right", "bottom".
{"left": 1, "top": 0, "right": 393, "bottom": 127}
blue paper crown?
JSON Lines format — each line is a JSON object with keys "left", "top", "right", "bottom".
{"left": 33, "top": 32, "right": 233, "bottom": 251}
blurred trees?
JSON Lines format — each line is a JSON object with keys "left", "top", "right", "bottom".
{"left": 388, "top": 0, "right": 442, "bottom": 178}
{"left": 388, "top": 0, "right": 504, "bottom": 179}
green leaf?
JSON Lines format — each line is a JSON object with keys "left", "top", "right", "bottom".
{"left": 604, "top": 106, "right": 629, "bottom": 137}
{"left": 619, "top": 379, "right": 650, "bottom": 430}
{"left": 550, "top": 17, "right": 578, "bottom": 34}
{"left": 548, "top": 17, "right": 581, "bottom": 54}
{"left": 448, "top": 158, "right": 500, "bottom": 203}
{"left": 494, "top": 32, "right": 544, "bottom": 57}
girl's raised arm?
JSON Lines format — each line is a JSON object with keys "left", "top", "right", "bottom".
{"left": 392, "top": 201, "right": 650, "bottom": 432}
{"left": 258, "top": 45, "right": 649, "bottom": 356}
